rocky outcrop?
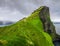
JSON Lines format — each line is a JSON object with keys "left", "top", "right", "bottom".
{"left": 39, "top": 6, "right": 56, "bottom": 40}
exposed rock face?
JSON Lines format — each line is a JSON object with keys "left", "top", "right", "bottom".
{"left": 39, "top": 6, "right": 56, "bottom": 40}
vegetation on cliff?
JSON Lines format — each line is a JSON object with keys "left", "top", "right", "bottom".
{"left": 0, "top": 6, "right": 54, "bottom": 46}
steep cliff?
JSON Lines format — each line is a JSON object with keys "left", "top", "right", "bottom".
{"left": 38, "top": 6, "right": 56, "bottom": 40}
{"left": 0, "top": 6, "right": 54, "bottom": 46}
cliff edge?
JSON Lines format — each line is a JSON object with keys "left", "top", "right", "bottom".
{"left": 0, "top": 6, "right": 54, "bottom": 46}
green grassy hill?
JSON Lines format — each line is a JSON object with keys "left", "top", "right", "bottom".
{"left": 0, "top": 6, "right": 54, "bottom": 46}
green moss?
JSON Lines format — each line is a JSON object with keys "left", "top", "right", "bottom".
{"left": 0, "top": 6, "right": 54, "bottom": 46}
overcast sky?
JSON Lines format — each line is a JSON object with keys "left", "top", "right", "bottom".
{"left": 0, "top": 0, "right": 60, "bottom": 22}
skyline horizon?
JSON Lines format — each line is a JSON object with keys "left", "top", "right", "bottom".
{"left": 0, "top": 0, "right": 60, "bottom": 22}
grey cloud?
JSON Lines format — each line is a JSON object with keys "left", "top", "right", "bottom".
{"left": 0, "top": 0, "right": 60, "bottom": 22}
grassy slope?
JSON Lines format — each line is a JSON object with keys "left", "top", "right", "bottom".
{"left": 0, "top": 6, "right": 54, "bottom": 46}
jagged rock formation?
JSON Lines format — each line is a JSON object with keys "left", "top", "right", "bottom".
{"left": 39, "top": 6, "right": 56, "bottom": 40}
{"left": 0, "top": 6, "right": 54, "bottom": 46}
{"left": 38, "top": 6, "right": 60, "bottom": 42}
